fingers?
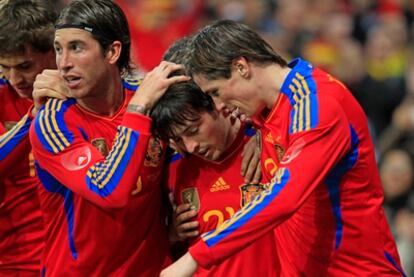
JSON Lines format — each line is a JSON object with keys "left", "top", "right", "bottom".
{"left": 251, "top": 162, "right": 262, "bottom": 184}
{"left": 174, "top": 203, "right": 199, "bottom": 240}
{"left": 129, "top": 61, "right": 190, "bottom": 109}
{"left": 241, "top": 136, "right": 256, "bottom": 175}
{"left": 241, "top": 131, "right": 262, "bottom": 184}
{"left": 33, "top": 69, "right": 70, "bottom": 100}
{"left": 169, "top": 192, "right": 177, "bottom": 210}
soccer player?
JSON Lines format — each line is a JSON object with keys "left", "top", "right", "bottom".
{"left": 151, "top": 80, "right": 279, "bottom": 276}
{"left": 28, "top": 0, "right": 187, "bottom": 275}
{"left": 161, "top": 20, "right": 406, "bottom": 276}
{"left": 0, "top": 1, "right": 59, "bottom": 274}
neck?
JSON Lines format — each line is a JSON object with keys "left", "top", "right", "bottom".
{"left": 78, "top": 71, "right": 124, "bottom": 116}
{"left": 254, "top": 64, "right": 291, "bottom": 110}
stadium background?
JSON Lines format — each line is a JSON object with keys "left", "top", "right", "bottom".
{"left": 27, "top": 0, "right": 414, "bottom": 275}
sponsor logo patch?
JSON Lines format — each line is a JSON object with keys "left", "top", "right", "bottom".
{"left": 60, "top": 145, "right": 91, "bottom": 171}
{"left": 210, "top": 177, "right": 230, "bottom": 192}
{"left": 280, "top": 138, "right": 305, "bottom": 164}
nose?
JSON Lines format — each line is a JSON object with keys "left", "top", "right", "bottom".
{"left": 212, "top": 97, "right": 226, "bottom": 112}
{"left": 57, "top": 50, "right": 73, "bottom": 72}
{"left": 8, "top": 68, "right": 24, "bottom": 87}
{"left": 182, "top": 136, "right": 199, "bottom": 154}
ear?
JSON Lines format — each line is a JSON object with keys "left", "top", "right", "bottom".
{"left": 232, "top": 57, "right": 250, "bottom": 78}
{"left": 106, "top": 41, "right": 122, "bottom": 65}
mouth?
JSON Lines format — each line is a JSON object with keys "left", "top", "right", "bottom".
{"left": 63, "top": 75, "right": 82, "bottom": 89}
{"left": 197, "top": 148, "right": 209, "bottom": 158}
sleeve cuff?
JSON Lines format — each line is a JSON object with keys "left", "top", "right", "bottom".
{"left": 189, "top": 240, "right": 216, "bottom": 269}
{"left": 121, "top": 112, "right": 152, "bottom": 135}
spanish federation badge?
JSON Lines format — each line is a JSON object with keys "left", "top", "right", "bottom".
{"left": 240, "top": 183, "right": 267, "bottom": 207}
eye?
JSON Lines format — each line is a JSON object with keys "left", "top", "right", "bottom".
{"left": 70, "top": 43, "right": 82, "bottom": 52}
{"left": 209, "top": 89, "right": 219, "bottom": 97}
{"left": 17, "top": 62, "right": 31, "bottom": 70}
{"left": 186, "top": 126, "right": 199, "bottom": 136}
{"left": 54, "top": 45, "right": 62, "bottom": 54}
{"left": 1, "top": 65, "right": 10, "bottom": 72}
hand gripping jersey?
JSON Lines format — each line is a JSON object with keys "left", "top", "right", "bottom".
{"left": 0, "top": 78, "right": 44, "bottom": 275}
{"left": 29, "top": 80, "right": 171, "bottom": 277}
{"left": 189, "top": 59, "right": 405, "bottom": 276}
{"left": 167, "top": 125, "right": 279, "bottom": 277}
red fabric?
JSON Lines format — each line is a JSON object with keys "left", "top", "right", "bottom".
{"left": 30, "top": 86, "right": 171, "bottom": 276}
{"left": 190, "top": 59, "right": 403, "bottom": 276}
{"left": 0, "top": 79, "right": 44, "bottom": 275}
{"left": 167, "top": 125, "right": 279, "bottom": 276}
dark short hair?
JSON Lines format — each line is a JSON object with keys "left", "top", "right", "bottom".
{"left": 186, "top": 19, "right": 288, "bottom": 80}
{"left": 150, "top": 81, "right": 215, "bottom": 141}
{"left": 163, "top": 36, "right": 192, "bottom": 64}
{"left": 56, "top": 0, "right": 131, "bottom": 75}
{"left": 0, "top": 0, "right": 57, "bottom": 57}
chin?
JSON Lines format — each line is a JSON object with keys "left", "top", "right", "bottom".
{"left": 16, "top": 90, "right": 33, "bottom": 99}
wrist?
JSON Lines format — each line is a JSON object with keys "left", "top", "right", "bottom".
{"left": 127, "top": 103, "right": 150, "bottom": 116}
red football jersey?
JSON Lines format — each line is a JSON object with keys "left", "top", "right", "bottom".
{"left": 0, "top": 78, "right": 44, "bottom": 275}
{"left": 167, "top": 125, "right": 279, "bottom": 276}
{"left": 189, "top": 59, "right": 405, "bottom": 276}
{"left": 29, "top": 82, "right": 171, "bottom": 276}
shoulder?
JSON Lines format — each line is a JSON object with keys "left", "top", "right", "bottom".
{"left": 32, "top": 98, "right": 77, "bottom": 154}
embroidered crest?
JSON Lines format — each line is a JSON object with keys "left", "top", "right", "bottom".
{"left": 4, "top": 121, "right": 16, "bottom": 131}
{"left": 91, "top": 138, "right": 109, "bottom": 157}
{"left": 240, "top": 183, "right": 267, "bottom": 207}
{"left": 181, "top": 187, "right": 200, "bottom": 211}
{"left": 274, "top": 143, "right": 285, "bottom": 162}
{"left": 144, "top": 137, "right": 163, "bottom": 167}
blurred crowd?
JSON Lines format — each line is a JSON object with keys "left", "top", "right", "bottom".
{"left": 48, "top": 0, "right": 414, "bottom": 275}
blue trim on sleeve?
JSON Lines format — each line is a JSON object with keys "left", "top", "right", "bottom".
{"left": 34, "top": 99, "right": 76, "bottom": 154}
{"left": 384, "top": 251, "right": 407, "bottom": 277}
{"left": 325, "top": 125, "right": 359, "bottom": 249}
{"left": 36, "top": 162, "right": 78, "bottom": 260}
{"left": 202, "top": 168, "right": 290, "bottom": 247}
{"left": 0, "top": 115, "right": 32, "bottom": 160}
{"left": 85, "top": 126, "right": 140, "bottom": 197}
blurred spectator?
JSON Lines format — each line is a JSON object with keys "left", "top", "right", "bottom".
{"left": 302, "top": 11, "right": 364, "bottom": 85}
{"left": 378, "top": 50, "right": 414, "bottom": 156}
{"left": 353, "top": 18, "right": 408, "bottom": 138}
{"left": 380, "top": 147, "right": 414, "bottom": 276}
{"left": 117, "top": 0, "right": 204, "bottom": 72}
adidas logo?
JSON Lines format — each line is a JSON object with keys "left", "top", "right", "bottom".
{"left": 265, "top": 133, "right": 274, "bottom": 144}
{"left": 210, "top": 177, "right": 230, "bottom": 192}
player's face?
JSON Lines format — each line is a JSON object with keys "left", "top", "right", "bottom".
{"left": 193, "top": 65, "right": 265, "bottom": 118}
{"left": 54, "top": 28, "right": 111, "bottom": 100}
{"left": 0, "top": 48, "right": 55, "bottom": 98}
{"left": 172, "top": 111, "right": 234, "bottom": 161}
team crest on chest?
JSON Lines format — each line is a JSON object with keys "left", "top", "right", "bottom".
{"left": 91, "top": 138, "right": 109, "bottom": 157}
{"left": 144, "top": 137, "right": 163, "bottom": 167}
{"left": 274, "top": 143, "right": 285, "bottom": 162}
{"left": 240, "top": 183, "right": 267, "bottom": 207}
{"left": 181, "top": 187, "right": 200, "bottom": 211}
{"left": 4, "top": 121, "right": 16, "bottom": 131}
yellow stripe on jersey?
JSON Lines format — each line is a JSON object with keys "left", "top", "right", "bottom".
{"left": 0, "top": 114, "right": 28, "bottom": 148}
{"left": 87, "top": 127, "right": 132, "bottom": 189}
